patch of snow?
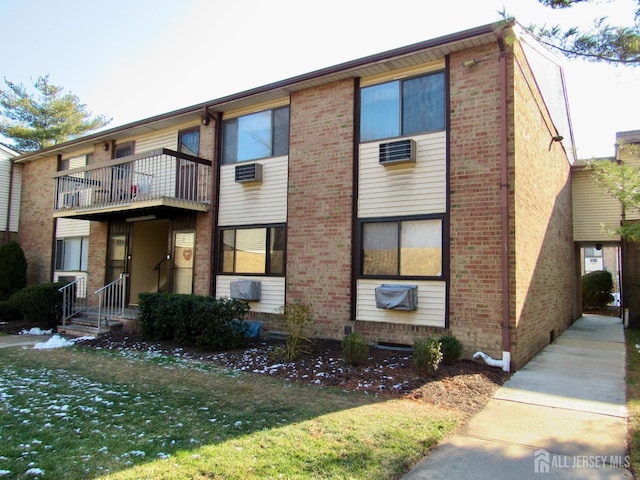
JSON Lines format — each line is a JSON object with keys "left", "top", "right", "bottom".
{"left": 0, "top": 471, "right": 10, "bottom": 476}
{"left": 33, "top": 335, "right": 93, "bottom": 350}
{"left": 20, "top": 328, "right": 53, "bottom": 335}
{"left": 25, "top": 468, "right": 44, "bottom": 476}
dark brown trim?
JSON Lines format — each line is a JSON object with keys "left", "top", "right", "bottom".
{"left": 350, "top": 77, "right": 361, "bottom": 322}
{"left": 444, "top": 54, "right": 451, "bottom": 329}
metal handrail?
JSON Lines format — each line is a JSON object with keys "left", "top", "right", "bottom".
{"left": 58, "top": 277, "right": 88, "bottom": 326}
{"left": 153, "top": 254, "right": 170, "bottom": 293}
{"left": 95, "top": 274, "right": 128, "bottom": 333}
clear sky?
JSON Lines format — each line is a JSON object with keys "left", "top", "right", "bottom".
{"left": 1, "top": 0, "right": 639, "bottom": 158}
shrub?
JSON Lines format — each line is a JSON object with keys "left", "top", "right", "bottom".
{"left": 439, "top": 334, "right": 463, "bottom": 365}
{"left": 275, "top": 302, "right": 313, "bottom": 361}
{"left": 0, "top": 241, "right": 27, "bottom": 301}
{"left": 138, "top": 292, "right": 250, "bottom": 350}
{"left": 582, "top": 270, "right": 614, "bottom": 311}
{"left": 341, "top": 332, "right": 370, "bottom": 366}
{"left": 413, "top": 337, "right": 442, "bottom": 375}
{"left": 0, "top": 300, "right": 21, "bottom": 322}
{"left": 8, "top": 282, "right": 64, "bottom": 328}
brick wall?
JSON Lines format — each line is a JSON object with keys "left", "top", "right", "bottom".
{"left": 87, "top": 220, "right": 108, "bottom": 303}
{"left": 287, "top": 79, "right": 355, "bottom": 340}
{"left": 510, "top": 42, "right": 575, "bottom": 368}
{"left": 448, "top": 44, "right": 506, "bottom": 358}
{"left": 18, "top": 156, "right": 57, "bottom": 284}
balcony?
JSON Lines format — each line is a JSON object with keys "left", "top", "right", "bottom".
{"left": 53, "top": 149, "right": 212, "bottom": 220}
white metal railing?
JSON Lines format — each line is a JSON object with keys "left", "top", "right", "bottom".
{"left": 59, "top": 277, "right": 88, "bottom": 326}
{"left": 53, "top": 148, "right": 211, "bottom": 212}
{"left": 96, "top": 274, "right": 128, "bottom": 333}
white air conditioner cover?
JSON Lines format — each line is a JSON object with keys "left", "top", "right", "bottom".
{"left": 230, "top": 280, "right": 261, "bottom": 301}
{"left": 375, "top": 284, "right": 418, "bottom": 311}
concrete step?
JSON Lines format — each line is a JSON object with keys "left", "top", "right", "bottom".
{"left": 59, "top": 314, "right": 123, "bottom": 338}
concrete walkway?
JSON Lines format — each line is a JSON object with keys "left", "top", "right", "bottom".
{"left": 0, "top": 333, "right": 53, "bottom": 349}
{"left": 402, "top": 315, "right": 632, "bottom": 479}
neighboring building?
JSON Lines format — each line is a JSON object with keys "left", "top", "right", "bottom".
{"left": 0, "top": 143, "right": 21, "bottom": 244}
{"left": 12, "top": 19, "right": 579, "bottom": 370}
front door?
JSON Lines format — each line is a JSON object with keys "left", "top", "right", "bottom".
{"left": 173, "top": 231, "right": 195, "bottom": 294}
{"left": 129, "top": 219, "right": 170, "bottom": 305}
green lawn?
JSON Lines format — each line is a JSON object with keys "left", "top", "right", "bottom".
{"left": 0, "top": 344, "right": 459, "bottom": 479}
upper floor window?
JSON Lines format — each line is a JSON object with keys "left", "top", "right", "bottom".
{"left": 360, "top": 217, "right": 442, "bottom": 278}
{"left": 222, "top": 106, "right": 289, "bottom": 164}
{"left": 179, "top": 127, "right": 200, "bottom": 156}
{"left": 360, "top": 71, "right": 445, "bottom": 142}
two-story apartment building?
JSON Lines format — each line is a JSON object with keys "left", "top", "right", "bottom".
{"left": 13, "top": 19, "right": 578, "bottom": 370}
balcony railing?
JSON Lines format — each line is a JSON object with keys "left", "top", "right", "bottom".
{"left": 53, "top": 148, "right": 211, "bottom": 214}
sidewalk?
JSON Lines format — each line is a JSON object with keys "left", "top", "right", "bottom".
{"left": 0, "top": 333, "right": 53, "bottom": 349}
{"left": 402, "top": 314, "right": 632, "bottom": 479}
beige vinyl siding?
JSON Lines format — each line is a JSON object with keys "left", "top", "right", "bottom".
{"left": 358, "top": 131, "right": 446, "bottom": 218}
{"left": 620, "top": 149, "right": 640, "bottom": 221}
{"left": 356, "top": 279, "right": 446, "bottom": 327}
{"left": 218, "top": 156, "right": 288, "bottom": 226}
{"left": 215, "top": 276, "right": 285, "bottom": 314}
{"left": 67, "top": 154, "right": 88, "bottom": 169}
{"left": 572, "top": 169, "right": 621, "bottom": 241}
{"left": 119, "top": 121, "right": 198, "bottom": 153}
{"left": 0, "top": 156, "right": 21, "bottom": 232}
{"left": 56, "top": 218, "right": 90, "bottom": 238}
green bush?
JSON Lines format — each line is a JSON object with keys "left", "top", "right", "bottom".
{"left": 413, "top": 337, "right": 443, "bottom": 375}
{"left": 8, "top": 282, "right": 64, "bottom": 328}
{"left": 582, "top": 270, "right": 614, "bottom": 311}
{"left": 341, "top": 332, "right": 370, "bottom": 366}
{"left": 439, "top": 334, "right": 463, "bottom": 365}
{"left": 138, "top": 292, "right": 250, "bottom": 350}
{"left": 274, "top": 302, "right": 313, "bottom": 361}
{"left": 0, "top": 300, "right": 21, "bottom": 322}
{"left": 0, "top": 241, "right": 27, "bottom": 301}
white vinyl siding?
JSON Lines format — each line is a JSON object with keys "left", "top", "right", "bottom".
{"left": 356, "top": 279, "right": 446, "bottom": 327}
{"left": 572, "top": 169, "right": 621, "bottom": 241}
{"left": 218, "top": 156, "right": 288, "bottom": 226}
{"left": 358, "top": 131, "right": 446, "bottom": 218}
{"left": 56, "top": 218, "right": 90, "bottom": 238}
{"left": 215, "top": 276, "right": 285, "bottom": 314}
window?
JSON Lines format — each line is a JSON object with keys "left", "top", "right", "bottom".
{"left": 55, "top": 237, "right": 89, "bottom": 271}
{"left": 361, "top": 218, "right": 442, "bottom": 277}
{"left": 219, "top": 226, "right": 285, "bottom": 274}
{"left": 222, "top": 106, "right": 290, "bottom": 163}
{"left": 178, "top": 127, "right": 200, "bottom": 156}
{"left": 360, "top": 71, "right": 445, "bottom": 142}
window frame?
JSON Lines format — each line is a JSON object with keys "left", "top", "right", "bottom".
{"left": 55, "top": 236, "right": 89, "bottom": 272}
{"left": 178, "top": 126, "right": 201, "bottom": 157}
{"left": 217, "top": 224, "right": 286, "bottom": 276}
{"left": 358, "top": 215, "right": 445, "bottom": 280}
{"left": 221, "top": 106, "right": 290, "bottom": 164}
{"left": 359, "top": 70, "right": 446, "bottom": 143}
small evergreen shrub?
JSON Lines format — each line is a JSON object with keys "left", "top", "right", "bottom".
{"left": 274, "top": 302, "right": 313, "bottom": 361}
{"left": 8, "top": 282, "right": 64, "bottom": 328}
{"left": 582, "top": 270, "right": 614, "bottom": 311}
{"left": 138, "top": 292, "right": 250, "bottom": 349}
{"left": 0, "top": 300, "right": 21, "bottom": 322}
{"left": 439, "top": 334, "right": 464, "bottom": 365}
{"left": 0, "top": 241, "right": 27, "bottom": 301}
{"left": 341, "top": 332, "right": 370, "bottom": 366}
{"left": 413, "top": 337, "right": 443, "bottom": 375}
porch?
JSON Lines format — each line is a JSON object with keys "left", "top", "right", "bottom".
{"left": 53, "top": 148, "right": 211, "bottom": 220}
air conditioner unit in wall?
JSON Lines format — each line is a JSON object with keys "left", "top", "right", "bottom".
{"left": 235, "top": 163, "right": 263, "bottom": 183}
{"left": 375, "top": 284, "right": 418, "bottom": 311}
{"left": 230, "top": 280, "right": 261, "bottom": 301}
{"left": 379, "top": 139, "right": 416, "bottom": 165}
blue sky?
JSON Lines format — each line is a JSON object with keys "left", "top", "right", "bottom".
{"left": 1, "top": 0, "right": 639, "bottom": 158}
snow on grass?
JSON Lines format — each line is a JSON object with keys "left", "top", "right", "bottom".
{"left": 32, "top": 335, "right": 94, "bottom": 350}
{"left": 19, "top": 328, "right": 53, "bottom": 336}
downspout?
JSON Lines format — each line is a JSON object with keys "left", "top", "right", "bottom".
{"left": 5, "top": 159, "right": 15, "bottom": 244}
{"left": 474, "top": 26, "right": 511, "bottom": 372}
